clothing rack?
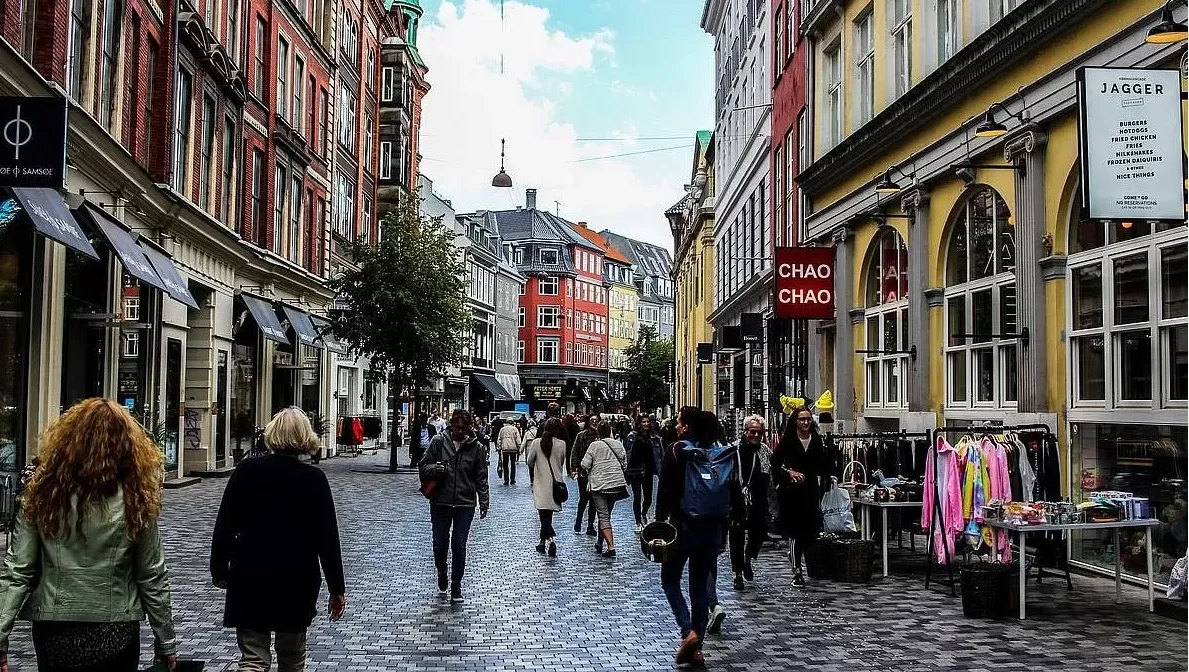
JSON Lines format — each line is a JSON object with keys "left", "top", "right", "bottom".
{"left": 923, "top": 423, "right": 1054, "bottom": 595}
{"left": 824, "top": 430, "right": 931, "bottom": 480}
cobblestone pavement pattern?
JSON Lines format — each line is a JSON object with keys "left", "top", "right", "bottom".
{"left": 5, "top": 452, "right": 1185, "bottom": 671}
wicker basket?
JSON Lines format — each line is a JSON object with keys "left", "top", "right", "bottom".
{"left": 805, "top": 538, "right": 837, "bottom": 579}
{"left": 960, "top": 562, "right": 1012, "bottom": 619}
{"left": 832, "top": 538, "right": 876, "bottom": 582}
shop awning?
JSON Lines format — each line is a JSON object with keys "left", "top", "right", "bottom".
{"left": 280, "top": 305, "right": 323, "bottom": 349}
{"left": 71, "top": 201, "right": 166, "bottom": 291}
{"left": 309, "top": 315, "right": 348, "bottom": 354}
{"left": 239, "top": 293, "right": 289, "bottom": 345}
{"left": 495, "top": 373, "right": 521, "bottom": 401}
{"left": 593, "top": 386, "right": 609, "bottom": 401}
{"left": 472, "top": 373, "right": 511, "bottom": 401}
{"left": 137, "top": 242, "right": 200, "bottom": 309}
{"left": 4, "top": 187, "right": 98, "bottom": 259}
{"left": 579, "top": 387, "right": 592, "bottom": 401}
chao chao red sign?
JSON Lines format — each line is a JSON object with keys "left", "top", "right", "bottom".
{"left": 774, "top": 247, "right": 835, "bottom": 319}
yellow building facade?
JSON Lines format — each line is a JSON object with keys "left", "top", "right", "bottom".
{"left": 670, "top": 132, "right": 717, "bottom": 411}
{"left": 796, "top": 0, "right": 1186, "bottom": 587}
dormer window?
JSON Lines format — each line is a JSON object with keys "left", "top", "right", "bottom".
{"left": 540, "top": 248, "right": 559, "bottom": 265}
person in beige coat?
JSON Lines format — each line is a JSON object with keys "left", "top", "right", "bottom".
{"left": 581, "top": 422, "right": 628, "bottom": 558}
{"left": 497, "top": 421, "right": 522, "bottom": 486}
{"left": 526, "top": 418, "right": 567, "bottom": 557}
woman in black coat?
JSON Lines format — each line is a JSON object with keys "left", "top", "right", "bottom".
{"left": 211, "top": 408, "right": 346, "bottom": 669}
{"left": 770, "top": 407, "right": 830, "bottom": 588}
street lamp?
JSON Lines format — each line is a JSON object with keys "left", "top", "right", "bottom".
{"left": 491, "top": 138, "right": 513, "bottom": 188}
{"left": 1146, "top": 1, "right": 1188, "bottom": 44}
{"left": 974, "top": 102, "right": 1028, "bottom": 138}
{"left": 874, "top": 165, "right": 913, "bottom": 194}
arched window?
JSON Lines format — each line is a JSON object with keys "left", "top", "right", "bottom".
{"left": 1067, "top": 193, "right": 1187, "bottom": 407}
{"left": 863, "top": 228, "right": 908, "bottom": 408}
{"left": 943, "top": 187, "right": 1017, "bottom": 408}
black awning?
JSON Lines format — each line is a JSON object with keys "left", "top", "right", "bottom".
{"left": 309, "top": 315, "right": 347, "bottom": 354}
{"left": 593, "top": 386, "right": 609, "bottom": 401}
{"left": 281, "top": 305, "right": 323, "bottom": 349}
{"left": 472, "top": 373, "right": 511, "bottom": 401}
{"left": 71, "top": 201, "right": 165, "bottom": 291}
{"left": 579, "top": 387, "right": 592, "bottom": 401}
{"left": 239, "top": 293, "right": 289, "bottom": 345}
{"left": 138, "top": 242, "right": 200, "bottom": 309}
{"left": 5, "top": 187, "right": 98, "bottom": 259}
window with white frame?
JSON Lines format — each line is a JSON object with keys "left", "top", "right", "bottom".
{"left": 293, "top": 56, "right": 305, "bottom": 133}
{"left": 379, "top": 140, "right": 392, "bottom": 179}
{"left": 538, "top": 276, "right": 558, "bottom": 295}
{"left": 537, "top": 337, "right": 559, "bottom": 364}
{"left": 122, "top": 331, "right": 140, "bottom": 358}
{"left": 538, "top": 306, "right": 560, "bottom": 329}
{"left": 1067, "top": 201, "right": 1187, "bottom": 408}
{"left": 863, "top": 229, "right": 909, "bottom": 408}
{"left": 517, "top": 340, "right": 525, "bottom": 363}
{"left": 855, "top": 12, "right": 874, "bottom": 126}
{"left": 891, "top": 0, "right": 912, "bottom": 98}
{"left": 937, "top": 0, "right": 958, "bottom": 63}
{"left": 123, "top": 296, "right": 140, "bottom": 321}
{"left": 539, "top": 248, "right": 559, "bottom": 265}
{"left": 276, "top": 36, "right": 289, "bottom": 119}
{"left": 943, "top": 187, "right": 1017, "bottom": 408}
{"left": 518, "top": 306, "right": 525, "bottom": 328}
{"left": 990, "top": 0, "right": 1021, "bottom": 22}
{"left": 382, "top": 67, "right": 394, "bottom": 101}
{"left": 824, "top": 41, "right": 842, "bottom": 147}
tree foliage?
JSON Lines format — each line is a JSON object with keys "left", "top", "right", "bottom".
{"left": 327, "top": 190, "right": 470, "bottom": 467}
{"left": 614, "top": 325, "right": 674, "bottom": 413}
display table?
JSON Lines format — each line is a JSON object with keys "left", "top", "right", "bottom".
{"left": 853, "top": 499, "right": 924, "bottom": 577}
{"left": 984, "top": 518, "right": 1160, "bottom": 620}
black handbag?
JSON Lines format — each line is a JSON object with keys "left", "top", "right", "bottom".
{"left": 545, "top": 451, "right": 569, "bottom": 505}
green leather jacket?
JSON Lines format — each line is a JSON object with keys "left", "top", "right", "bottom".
{"left": 0, "top": 492, "right": 177, "bottom": 655}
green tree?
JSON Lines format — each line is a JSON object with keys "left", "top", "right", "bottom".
{"left": 327, "top": 190, "right": 470, "bottom": 471}
{"left": 615, "top": 325, "right": 674, "bottom": 413}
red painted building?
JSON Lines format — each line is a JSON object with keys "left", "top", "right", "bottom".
{"left": 771, "top": 0, "right": 808, "bottom": 249}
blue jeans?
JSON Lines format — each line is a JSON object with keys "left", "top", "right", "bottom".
{"left": 431, "top": 505, "right": 475, "bottom": 585}
{"left": 661, "top": 544, "right": 719, "bottom": 642}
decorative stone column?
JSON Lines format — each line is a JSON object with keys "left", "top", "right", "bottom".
{"left": 902, "top": 188, "right": 931, "bottom": 412}
{"left": 832, "top": 227, "right": 855, "bottom": 426}
{"left": 1004, "top": 124, "right": 1049, "bottom": 413}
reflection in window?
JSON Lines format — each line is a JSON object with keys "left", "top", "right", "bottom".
{"left": 1075, "top": 336, "right": 1106, "bottom": 401}
{"left": 862, "top": 229, "right": 908, "bottom": 409}
{"left": 1114, "top": 254, "right": 1149, "bottom": 325}
{"left": 1162, "top": 246, "right": 1187, "bottom": 320}
{"left": 1072, "top": 264, "right": 1103, "bottom": 329}
{"left": 1119, "top": 330, "right": 1153, "bottom": 401}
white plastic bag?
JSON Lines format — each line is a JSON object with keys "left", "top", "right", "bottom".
{"left": 821, "top": 479, "right": 857, "bottom": 533}
{"left": 1166, "top": 555, "right": 1188, "bottom": 600}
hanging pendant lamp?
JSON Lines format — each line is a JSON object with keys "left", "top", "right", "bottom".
{"left": 491, "top": 138, "right": 513, "bottom": 188}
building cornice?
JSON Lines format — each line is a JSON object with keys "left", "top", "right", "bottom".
{"left": 796, "top": 0, "right": 1110, "bottom": 197}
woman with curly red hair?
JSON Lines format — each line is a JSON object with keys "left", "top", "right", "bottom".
{"left": 0, "top": 398, "right": 177, "bottom": 672}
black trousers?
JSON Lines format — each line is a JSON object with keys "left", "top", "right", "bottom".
{"left": 538, "top": 509, "right": 556, "bottom": 540}
{"left": 574, "top": 475, "right": 595, "bottom": 529}
{"left": 729, "top": 506, "right": 768, "bottom": 573}
{"left": 501, "top": 451, "right": 517, "bottom": 484}
{"left": 631, "top": 476, "right": 654, "bottom": 523}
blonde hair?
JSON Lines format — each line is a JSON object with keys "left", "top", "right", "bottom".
{"left": 24, "top": 398, "right": 163, "bottom": 539}
{"left": 742, "top": 414, "right": 767, "bottom": 431}
{"left": 264, "top": 407, "right": 321, "bottom": 455}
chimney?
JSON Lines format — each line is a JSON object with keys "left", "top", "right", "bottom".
{"left": 577, "top": 221, "right": 588, "bottom": 229}
{"left": 526, "top": 188, "right": 537, "bottom": 210}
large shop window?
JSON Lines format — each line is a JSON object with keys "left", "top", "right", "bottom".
{"left": 943, "top": 187, "right": 1017, "bottom": 409}
{"left": 863, "top": 228, "right": 908, "bottom": 409}
{"left": 61, "top": 247, "right": 111, "bottom": 409}
{"left": 1071, "top": 423, "right": 1187, "bottom": 586}
{"left": 0, "top": 225, "right": 32, "bottom": 474}
{"left": 1067, "top": 210, "right": 1187, "bottom": 409}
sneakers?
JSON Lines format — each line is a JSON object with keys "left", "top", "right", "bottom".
{"left": 535, "top": 542, "right": 546, "bottom": 554}
{"left": 436, "top": 570, "right": 448, "bottom": 594}
{"left": 733, "top": 573, "right": 745, "bottom": 590}
{"left": 602, "top": 548, "right": 616, "bottom": 558}
{"left": 707, "top": 604, "right": 726, "bottom": 634}
{"left": 674, "top": 632, "right": 700, "bottom": 666}
{"left": 450, "top": 584, "right": 464, "bottom": 603}
{"left": 743, "top": 561, "right": 754, "bottom": 582}
{"left": 793, "top": 571, "right": 806, "bottom": 588}
{"left": 635, "top": 523, "right": 644, "bottom": 535}
{"left": 547, "top": 538, "right": 558, "bottom": 557}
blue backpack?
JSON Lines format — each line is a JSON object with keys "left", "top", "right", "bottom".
{"left": 677, "top": 440, "right": 738, "bottom": 520}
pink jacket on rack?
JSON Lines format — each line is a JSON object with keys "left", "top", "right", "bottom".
{"left": 980, "top": 437, "right": 1013, "bottom": 562}
{"left": 923, "top": 437, "right": 964, "bottom": 565}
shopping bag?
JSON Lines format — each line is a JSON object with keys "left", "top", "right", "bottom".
{"left": 820, "top": 479, "right": 857, "bottom": 533}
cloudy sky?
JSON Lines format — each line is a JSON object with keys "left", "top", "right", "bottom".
{"left": 416, "top": 0, "right": 714, "bottom": 251}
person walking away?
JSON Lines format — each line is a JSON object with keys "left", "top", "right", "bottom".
{"left": 0, "top": 398, "right": 177, "bottom": 672}
{"left": 497, "top": 419, "right": 522, "bottom": 486}
{"left": 210, "top": 407, "right": 346, "bottom": 672}
{"left": 568, "top": 415, "right": 600, "bottom": 536}
{"left": 655, "top": 407, "right": 741, "bottom": 668}
{"left": 730, "top": 415, "right": 771, "bottom": 591}
{"left": 526, "top": 418, "right": 567, "bottom": 557}
{"left": 661, "top": 417, "right": 679, "bottom": 450}
{"left": 626, "top": 416, "right": 663, "bottom": 534}
{"left": 521, "top": 420, "right": 539, "bottom": 482}
{"left": 581, "top": 423, "right": 628, "bottom": 557}
{"left": 420, "top": 410, "right": 489, "bottom": 602}
{"left": 771, "top": 407, "right": 829, "bottom": 587}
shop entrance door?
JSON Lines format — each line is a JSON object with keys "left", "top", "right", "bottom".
{"left": 163, "top": 339, "right": 182, "bottom": 474}
{"left": 215, "top": 349, "right": 228, "bottom": 467}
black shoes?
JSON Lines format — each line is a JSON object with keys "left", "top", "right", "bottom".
{"left": 793, "top": 571, "right": 806, "bottom": 588}
{"left": 437, "top": 569, "right": 448, "bottom": 594}
{"left": 547, "top": 538, "right": 558, "bottom": 557}
{"left": 743, "top": 561, "right": 754, "bottom": 582}
{"left": 602, "top": 548, "right": 616, "bottom": 558}
{"left": 585, "top": 526, "right": 597, "bottom": 537}
{"left": 733, "top": 573, "right": 745, "bottom": 590}
{"left": 450, "top": 584, "right": 464, "bottom": 603}
{"left": 536, "top": 542, "right": 547, "bottom": 554}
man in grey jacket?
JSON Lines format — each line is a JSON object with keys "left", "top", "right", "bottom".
{"left": 419, "top": 409, "right": 490, "bottom": 602}
{"left": 568, "top": 414, "right": 600, "bottom": 536}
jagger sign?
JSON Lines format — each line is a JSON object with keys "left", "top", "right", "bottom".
{"left": 774, "top": 247, "right": 835, "bottom": 320}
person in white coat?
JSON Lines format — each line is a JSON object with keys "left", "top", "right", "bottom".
{"left": 526, "top": 418, "right": 567, "bottom": 557}
{"left": 497, "top": 421, "right": 522, "bottom": 486}
{"left": 581, "top": 422, "right": 628, "bottom": 557}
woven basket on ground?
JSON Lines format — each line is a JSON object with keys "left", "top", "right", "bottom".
{"left": 959, "top": 562, "right": 1012, "bottom": 619}
{"left": 805, "top": 538, "right": 837, "bottom": 579}
{"left": 833, "top": 538, "right": 876, "bottom": 582}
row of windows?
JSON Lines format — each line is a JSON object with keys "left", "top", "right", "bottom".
{"left": 715, "top": 178, "right": 770, "bottom": 307}
{"left": 575, "top": 248, "right": 602, "bottom": 276}
{"left": 468, "top": 262, "right": 495, "bottom": 307}
{"left": 521, "top": 338, "right": 608, "bottom": 367}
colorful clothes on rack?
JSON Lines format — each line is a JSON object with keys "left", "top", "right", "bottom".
{"left": 923, "top": 437, "right": 963, "bottom": 565}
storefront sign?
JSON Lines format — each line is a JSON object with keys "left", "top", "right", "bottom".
{"left": 531, "top": 384, "right": 562, "bottom": 400}
{"left": 0, "top": 96, "right": 67, "bottom": 188}
{"left": 1078, "top": 67, "right": 1185, "bottom": 220}
{"left": 774, "top": 247, "right": 835, "bottom": 319}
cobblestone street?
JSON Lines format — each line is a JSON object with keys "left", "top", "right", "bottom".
{"left": 5, "top": 453, "right": 1185, "bottom": 671}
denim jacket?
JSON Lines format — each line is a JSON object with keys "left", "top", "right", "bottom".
{"left": 0, "top": 492, "right": 176, "bottom": 655}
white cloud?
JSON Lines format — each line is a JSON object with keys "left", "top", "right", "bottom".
{"left": 417, "top": 0, "right": 681, "bottom": 250}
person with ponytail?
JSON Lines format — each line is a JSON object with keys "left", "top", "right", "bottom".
{"left": 526, "top": 417, "right": 568, "bottom": 556}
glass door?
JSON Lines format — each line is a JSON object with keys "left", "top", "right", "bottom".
{"left": 215, "top": 349, "right": 228, "bottom": 467}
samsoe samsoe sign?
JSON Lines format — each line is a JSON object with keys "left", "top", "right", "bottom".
{"left": 774, "top": 247, "right": 835, "bottom": 320}
{"left": 1077, "top": 67, "right": 1184, "bottom": 221}
{"left": 0, "top": 96, "right": 67, "bottom": 189}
